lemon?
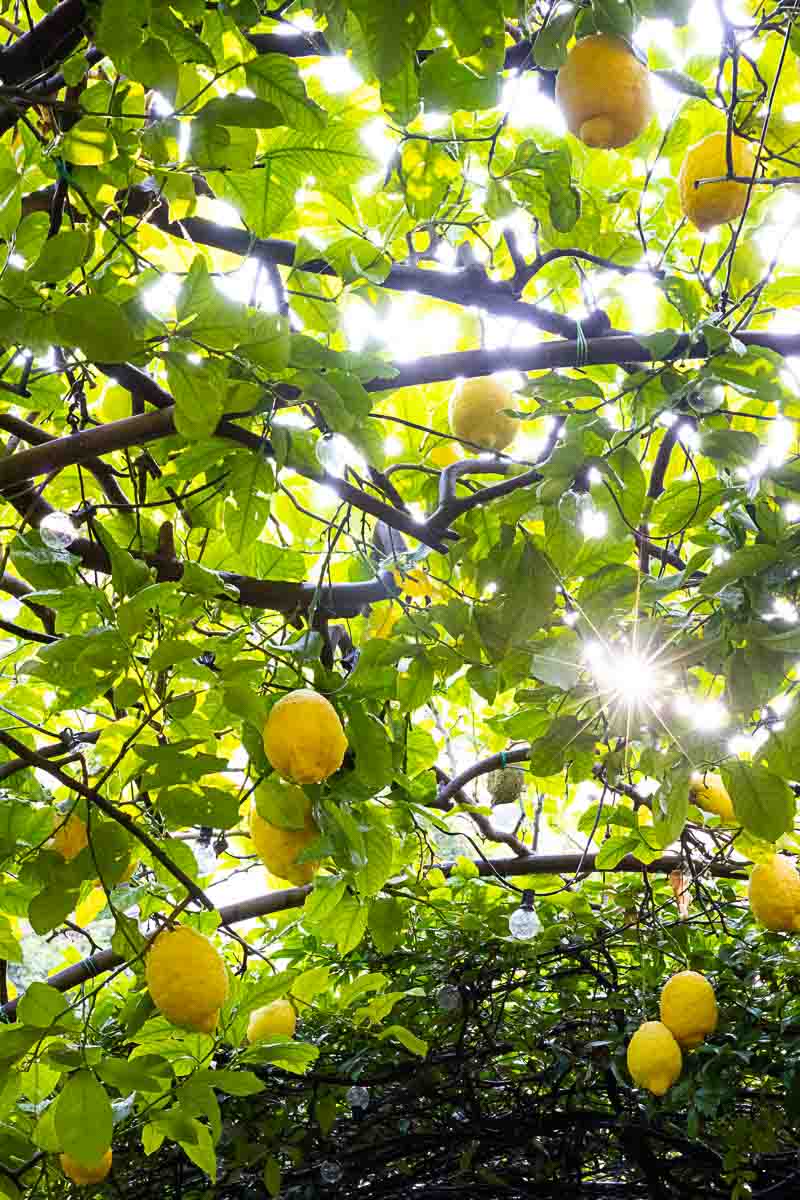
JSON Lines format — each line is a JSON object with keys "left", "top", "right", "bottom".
{"left": 247, "top": 998, "right": 297, "bottom": 1043}
{"left": 659, "top": 971, "right": 718, "bottom": 1048}
{"left": 449, "top": 377, "right": 516, "bottom": 452}
{"left": 263, "top": 689, "right": 347, "bottom": 785}
{"left": 637, "top": 806, "right": 654, "bottom": 828}
{"left": 626, "top": 1020, "right": 682, "bottom": 1095}
{"left": 748, "top": 853, "right": 800, "bottom": 932}
{"left": 53, "top": 813, "right": 88, "bottom": 862}
{"left": 429, "top": 442, "right": 461, "bottom": 468}
{"left": 60, "top": 1149, "right": 112, "bottom": 1185}
{"left": 145, "top": 926, "right": 228, "bottom": 1033}
{"left": 678, "top": 133, "right": 756, "bottom": 231}
{"left": 250, "top": 794, "right": 320, "bottom": 886}
{"left": 93, "top": 384, "right": 130, "bottom": 424}
{"left": 688, "top": 771, "right": 735, "bottom": 822}
{"left": 555, "top": 34, "right": 653, "bottom": 149}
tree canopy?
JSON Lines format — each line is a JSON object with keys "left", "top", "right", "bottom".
{"left": 0, "top": 0, "right": 799, "bottom": 1197}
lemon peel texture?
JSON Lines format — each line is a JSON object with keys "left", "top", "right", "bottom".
{"left": 449, "top": 377, "right": 516, "bottom": 452}
{"left": 247, "top": 998, "right": 297, "bottom": 1043}
{"left": 263, "top": 689, "right": 347, "bottom": 785}
{"left": 556, "top": 34, "right": 653, "bottom": 149}
{"left": 627, "top": 1020, "right": 682, "bottom": 1095}
{"left": 679, "top": 132, "right": 756, "bottom": 231}
{"left": 749, "top": 854, "right": 800, "bottom": 932}
{"left": 145, "top": 926, "right": 228, "bottom": 1033}
{"left": 659, "top": 971, "right": 718, "bottom": 1048}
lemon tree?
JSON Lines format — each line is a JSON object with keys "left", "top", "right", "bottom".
{"left": 0, "top": 0, "right": 799, "bottom": 1196}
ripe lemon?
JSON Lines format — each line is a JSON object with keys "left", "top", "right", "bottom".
{"left": 688, "top": 771, "right": 735, "bottom": 823}
{"left": 247, "top": 998, "right": 297, "bottom": 1042}
{"left": 748, "top": 854, "right": 800, "bottom": 932}
{"left": 250, "top": 794, "right": 320, "bottom": 886}
{"left": 53, "top": 813, "right": 88, "bottom": 862}
{"left": 263, "top": 689, "right": 347, "bottom": 785}
{"left": 678, "top": 132, "right": 756, "bottom": 231}
{"left": 60, "top": 1148, "right": 112, "bottom": 1185}
{"left": 145, "top": 926, "right": 228, "bottom": 1033}
{"left": 637, "top": 806, "right": 654, "bottom": 828}
{"left": 449, "top": 377, "right": 516, "bottom": 452}
{"left": 626, "top": 1020, "right": 682, "bottom": 1095}
{"left": 659, "top": 971, "right": 718, "bottom": 1048}
{"left": 555, "top": 34, "right": 653, "bottom": 149}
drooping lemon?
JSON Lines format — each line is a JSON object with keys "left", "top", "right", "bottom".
{"left": 60, "top": 1148, "right": 112, "bottom": 1185}
{"left": 250, "top": 793, "right": 320, "bottom": 887}
{"left": 53, "top": 812, "right": 88, "bottom": 862}
{"left": 659, "top": 971, "right": 718, "bottom": 1048}
{"left": 678, "top": 132, "right": 756, "bottom": 231}
{"left": 449, "top": 377, "right": 516, "bottom": 452}
{"left": 555, "top": 34, "right": 653, "bottom": 149}
{"left": 247, "top": 998, "right": 297, "bottom": 1043}
{"left": 263, "top": 689, "right": 347, "bottom": 785}
{"left": 626, "top": 1020, "right": 682, "bottom": 1096}
{"left": 748, "top": 854, "right": 800, "bottom": 932}
{"left": 145, "top": 926, "right": 228, "bottom": 1033}
{"left": 688, "top": 771, "right": 735, "bottom": 823}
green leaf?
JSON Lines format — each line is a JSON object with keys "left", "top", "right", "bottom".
{"left": 194, "top": 96, "right": 284, "bottom": 129}
{"left": 591, "top": 0, "right": 635, "bottom": 39}
{"left": 254, "top": 778, "right": 309, "bottom": 832}
{"left": 533, "top": 4, "right": 577, "bottom": 68}
{"left": 264, "top": 1155, "right": 281, "bottom": 1197}
{"left": 721, "top": 761, "right": 794, "bottom": 842}
{"left": 28, "top": 230, "right": 89, "bottom": 281}
{"left": 595, "top": 835, "right": 640, "bottom": 869}
{"left": 194, "top": 1068, "right": 264, "bottom": 1096}
{"left": 158, "top": 786, "right": 240, "bottom": 829}
{"left": 165, "top": 354, "right": 224, "bottom": 441}
{"left": 529, "top": 716, "right": 585, "bottom": 777}
{"left": 433, "top": 0, "right": 505, "bottom": 71}
{"left": 17, "top": 983, "right": 69, "bottom": 1029}
{"left": 698, "top": 545, "right": 780, "bottom": 595}
{"left": 350, "top": 0, "right": 431, "bottom": 80}
{"left": 349, "top": 709, "right": 394, "bottom": 791}
{"left": 329, "top": 893, "right": 369, "bottom": 954}
{"left": 55, "top": 296, "right": 137, "bottom": 361}
{"left": 653, "top": 765, "right": 691, "bottom": 846}
{"left": 62, "top": 118, "right": 117, "bottom": 165}
{"left": 701, "top": 429, "right": 760, "bottom": 467}
{"left": 244, "top": 55, "right": 326, "bottom": 132}
{"left": 93, "top": 525, "right": 150, "bottom": 598}
{"left": 355, "top": 825, "right": 395, "bottom": 897}
{"left": 653, "top": 68, "right": 708, "bottom": 98}
{"left": 368, "top": 896, "right": 404, "bottom": 954}
{"left": 377, "top": 1024, "right": 428, "bottom": 1057}
{"left": 419, "top": 50, "right": 500, "bottom": 112}
{"left": 242, "top": 1039, "right": 320, "bottom": 1073}
{"left": 54, "top": 1071, "right": 113, "bottom": 1164}
{"left": 97, "top": 1055, "right": 173, "bottom": 1094}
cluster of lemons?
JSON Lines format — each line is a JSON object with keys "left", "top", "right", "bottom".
{"left": 57, "top": 689, "right": 344, "bottom": 1185}
{"left": 555, "top": 33, "right": 756, "bottom": 229}
{"left": 448, "top": 33, "right": 757, "bottom": 458}
{"left": 627, "top": 970, "right": 718, "bottom": 1095}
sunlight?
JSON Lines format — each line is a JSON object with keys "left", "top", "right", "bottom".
{"left": 584, "top": 641, "right": 661, "bottom": 706}
{"left": 581, "top": 507, "right": 608, "bottom": 539}
{"left": 311, "top": 55, "right": 363, "bottom": 93}
{"left": 675, "top": 695, "right": 729, "bottom": 730}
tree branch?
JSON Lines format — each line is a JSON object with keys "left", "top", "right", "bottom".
{"left": 0, "top": 850, "right": 746, "bottom": 1021}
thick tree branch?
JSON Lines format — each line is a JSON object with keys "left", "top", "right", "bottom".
{"left": 0, "top": 849, "right": 746, "bottom": 1021}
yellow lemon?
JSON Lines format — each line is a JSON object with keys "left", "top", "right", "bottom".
{"left": 749, "top": 854, "right": 800, "bottom": 932}
{"left": 626, "top": 1020, "right": 682, "bottom": 1096}
{"left": 688, "top": 771, "right": 735, "bottom": 823}
{"left": 659, "top": 971, "right": 718, "bottom": 1048}
{"left": 678, "top": 133, "right": 756, "bottom": 231}
{"left": 449, "top": 377, "right": 516, "bottom": 452}
{"left": 637, "top": 806, "right": 654, "bottom": 828}
{"left": 429, "top": 442, "right": 461, "bottom": 468}
{"left": 145, "top": 926, "right": 228, "bottom": 1033}
{"left": 555, "top": 34, "right": 653, "bottom": 149}
{"left": 250, "top": 794, "right": 320, "bottom": 886}
{"left": 53, "top": 813, "right": 88, "bottom": 862}
{"left": 247, "top": 998, "right": 297, "bottom": 1043}
{"left": 60, "top": 1149, "right": 112, "bottom": 1185}
{"left": 263, "top": 689, "right": 347, "bottom": 785}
